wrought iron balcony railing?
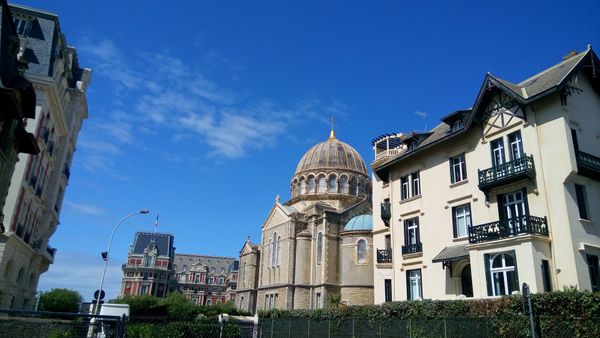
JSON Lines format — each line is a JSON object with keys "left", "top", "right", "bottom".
{"left": 401, "top": 242, "right": 422, "bottom": 255}
{"left": 576, "top": 150, "right": 600, "bottom": 181}
{"left": 468, "top": 215, "right": 548, "bottom": 244}
{"left": 478, "top": 155, "right": 535, "bottom": 191}
{"left": 377, "top": 249, "right": 392, "bottom": 263}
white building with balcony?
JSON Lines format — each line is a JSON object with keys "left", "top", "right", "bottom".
{"left": 371, "top": 46, "right": 600, "bottom": 303}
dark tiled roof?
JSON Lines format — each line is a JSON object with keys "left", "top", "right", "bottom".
{"left": 432, "top": 244, "right": 469, "bottom": 263}
{"left": 131, "top": 232, "right": 174, "bottom": 257}
{"left": 518, "top": 52, "right": 587, "bottom": 98}
{"left": 173, "top": 254, "right": 236, "bottom": 275}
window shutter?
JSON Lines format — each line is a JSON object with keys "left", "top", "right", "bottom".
{"left": 449, "top": 158, "right": 455, "bottom": 184}
{"left": 451, "top": 207, "right": 457, "bottom": 238}
{"left": 510, "top": 250, "right": 519, "bottom": 293}
{"left": 497, "top": 194, "right": 505, "bottom": 220}
{"left": 484, "top": 254, "right": 492, "bottom": 296}
{"left": 404, "top": 220, "right": 408, "bottom": 246}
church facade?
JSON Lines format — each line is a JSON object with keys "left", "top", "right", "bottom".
{"left": 236, "top": 130, "right": 374, "bottom": 313}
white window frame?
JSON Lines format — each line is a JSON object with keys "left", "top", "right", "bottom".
{"left": 453, "top": 203, "right": 471, "bottom": 238}
{"left": 450, "top": 154, "right": 467, "bottom": 183}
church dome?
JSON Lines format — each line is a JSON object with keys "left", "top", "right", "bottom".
{"left": 343, "top": 214, "right": 373, "bottom": 232}
{"left": 294, "top": 132, "right": 368, "bottom": 176}
{"left": 289, "top": 130, "right": 371, "bottom": 202}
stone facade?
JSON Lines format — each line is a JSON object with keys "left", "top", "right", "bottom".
{"left": 237, "top": 131, "right": 374, "bottom": 313}
{"left": 0, "top": 4, "right": 90, "bottom": 310}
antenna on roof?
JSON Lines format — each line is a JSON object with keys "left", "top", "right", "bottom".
{"left": 415, "top": 111, "right": 428, "bottom": 132}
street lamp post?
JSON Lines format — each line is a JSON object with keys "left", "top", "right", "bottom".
{"left": 93, "top": 209, "right": 149, "bottom": 315}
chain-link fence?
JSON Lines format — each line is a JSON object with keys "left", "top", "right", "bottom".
{"left": 260, "top": 316, "right": 600, "bottom": 338}
{"left": 0, "top": 309, "right": 127, "bottom": 338}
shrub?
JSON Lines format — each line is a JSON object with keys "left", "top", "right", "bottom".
{"left": 38, "top": 288, "right": 82, "bottom": 313}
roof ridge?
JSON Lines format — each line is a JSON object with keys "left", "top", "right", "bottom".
{"left": 175, "top": 253, "right": 236, "bottom": 259}
{"left": 518, "top": 50, "right": 587, "bottom": 86}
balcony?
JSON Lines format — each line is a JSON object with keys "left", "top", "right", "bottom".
{"left": 375, "top": 148, "right": 402, "bottom": 161}
{"left": 468, "top": 215, "right": 548, "bottom": 244}
{"left": 401, "top": 242, "right": 422, "bottom": 255}
{"left": 380, "top": 201, "right": 391, "bottom": 226}
{"left": 576, "top": 150, "right": 600, "bottom": 181}
{"left": 376, "top": 249, "right": 392, "bottom": 263}
{"left": 478, "top": 155, "right": 535, "bottom": 193}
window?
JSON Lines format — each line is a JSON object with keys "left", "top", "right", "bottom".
{"left": 317, "top": 232, "right": 323, "bottom": 265}
{"left": 271, "top": 233, "right": 278, "bottom": 267}
{"left": 267, "top": 239, "right": 272, "bottom": 268}
{"left": 349, "top": 177, "right": 358, "bottom": 195}
{"left": 308, "top": 175, "right": 315, "bottom": 193}
{"left": 541, "top": 260, "right": 552, "bottom": 292}
{"left": 490, "top": 138, "right": 505, "bottom": 167}
{"left": 318, "top": 174, "right": 326, "bottom": 193}
{"left": 209, "top": 277, "right": 214, "bottom": 284}
{"left": 277, "top": 235, "right": 282, "bottom": 266}
{"left": 328, "top": 174, "right": 337, "bottom": 193}
{"left": 575, "top": 184, "right": 589, "bottom": 220}
{"left": 452, "top": 204, "right": 472, "bottom": 238}
{"left": 485, "top": 252, "right": 518, "bottom": 296}
{"left": 450, "top": 154, "right": 467, "bottom": 183}
{"left": 451, "top": 120, "right": 464, "bottom": 132}
{"left": 587, "top": 255, "right": 600, "bottom": 292}
{"left": 406, "top": 269, "right": 422, "bottom": 300}
{"left": 13, "top": 17, "right": 30, "bottom": 35}
{"left": 508, "top": 131, "right": 524, "bottom": 160}
{"left": 401, "top": 176, "right": 409, "bottom": 200}
{"left": 384, "top": 234, "right": 391, "bottom": 250}
{"left": 404, "top": 218, "right": 420, "bottom": 246}
{"left": 315, "top": 292, "right": 322, "bottom": 309}
{"left": 498, "top": 189, "right": 528, "bottom": 234}
{"left": 300, "top": 179, "right": 306, "bottom": 194}
{"left": 411, "top": 171, "right": 420, "bottom": 196}
{"left": 357, "top": 239, "right": 367, "bottom": 264}
{"left": 339, "top": 175, "right": 349, "bottom": 194}
{"left": 384, "top": 279, "right": 392, "bottom": 302}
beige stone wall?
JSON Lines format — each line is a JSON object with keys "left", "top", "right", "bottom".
{"left": 293, "top": 287, "right": 310, "bottom": 309}
{"left": 341, "top": 287, "right": 374, "bottom": 306}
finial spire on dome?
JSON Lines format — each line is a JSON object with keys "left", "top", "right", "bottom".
{"left": 329, "top": 115, "right": 336, "bottom": 139}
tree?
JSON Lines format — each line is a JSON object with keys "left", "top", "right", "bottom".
{"left": 38, "top": 288, "right": 82, "bottom": 313}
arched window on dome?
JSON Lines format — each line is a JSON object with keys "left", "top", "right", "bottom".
{"left": 308, "top": 175, "right": 315, "bottom": 193}
{"left": 349, "top": 176, "right": 358, "bottom": 195}
{"left": 317, "top": 232, "right": 323, "bottom": 265}
{"left": 339, "top": 175, "right": 349, "bottom": 194}
{"left": 328, "top": 174, "right": 337, "bottom": 193}
{"left": 300, "top": 178, "right": 307, "bottom": 195}
{"left": 359, "top": 177, "right": 366, "bottom": 196}
{"left": 317, "top": 174, "right": 326, "bottom": 193}
{"left": 357, "top": 239, "right": 367, "bottom": 264}
{"left": 293, "top": 180, "right": 299, "bottom": 197}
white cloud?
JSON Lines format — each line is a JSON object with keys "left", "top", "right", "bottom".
{"left": 77, "top": 36, "right": 349, "bottom": 174}
{"left": 38, "top": 251, "right": 122, "bottom": 302}
{"left": 64, "top": 201, "right": 106, "bottom": 216}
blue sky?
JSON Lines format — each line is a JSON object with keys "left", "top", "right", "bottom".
{"left": 13, "top": 0, "right": 599, "bottom": 301}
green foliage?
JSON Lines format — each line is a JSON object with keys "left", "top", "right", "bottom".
{"left": 112, "top": 294, "right": 166, "bottom": 317}
{"left": 47, "top": 328, "right": 75, "bottom": 338}
{"left": 38, "top": 288, "right": 82, "bottom": 313}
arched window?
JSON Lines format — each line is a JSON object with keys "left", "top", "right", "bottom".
{"left": 317, "top": 174, "right": 326, "bottom": 193}
{"left": 293, "top": 180, "right": 299, "bottom": 197}
{"left": 317, "top": 232, "right": 323, "bottom": 265}
{"left": 271, "top": 233, "right": 278, "bottom": 267}
{"left": 349, "top": 177, "right": 358, "bottom": 195}
{"left": 357, "top": 239, "right": 367, "bottom": 264}
{"left": 267, "top": 239, "right": 272, "bottom": 268}
{"left": 300, "top": 178, "right": 306, "bottom": 194}
{"left": 489, "top": 253, "right": 518, "bottom": 296}
{"left": 277, "top": 235, "right": 282, "bottom": 266}
{"left": 17, "top": 267, "right": 25, "bottom": 283}
{"left": 308, "top": 175, "right": 315, "bottom": 193}
{"left": 328, "top": 174, "right": 337, "bottom": 193}
{"left": 29, "top": 273, "right": 36, "bottom": 288}
{"left": 339, "top": 175, "right": 349, "bottom": 194}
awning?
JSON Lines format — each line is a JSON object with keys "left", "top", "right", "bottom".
{"left": 432, "top": 244, "right": 469, "bottom": 263}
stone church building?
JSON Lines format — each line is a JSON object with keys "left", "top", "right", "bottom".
{"left": 236, "top": 130, "right": 374, "bottom": 313}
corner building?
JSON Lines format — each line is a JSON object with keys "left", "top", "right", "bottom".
{"left": 0, "top": 4, "right": 90, "bottom": 309}
{"left": 371, "top": 47, "right": 600, "bottom": 303}
{"left": 237, "top": 131, "right": 374, "bottom": 313}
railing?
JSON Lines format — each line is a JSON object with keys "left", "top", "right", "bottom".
{"left": 375, "top": 148, "right": 402, "bottom": 161}
{"left": 468, "top": 215, "right": 548, "bottom": 244}
{"left": 478, "top": 155, "right": 535, "bottom": 190}
{"left": 401, "top": 242, "right": 422, "bottom": 255}
{"left": 576, "top": 150, "right": 600, "bottom": 180}
{"left": 377, "top": 249, "right": 392, "bottom": 263}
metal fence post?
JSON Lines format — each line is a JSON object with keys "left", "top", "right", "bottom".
{"left": 271, "top": 318, "right": 274, "bottom": 338}
{"left": 409, "top": 318, "right": 412, "bottom": 338}
{"left": 328, "top": 317, "right": 331, "bottom": 338}
{"left": 352, "top": 317, "right": 355, "bottom": 338}
{"left": 289, "top": 318, "right": 292, "bottom": 338}
{"left": 444, "top": 318, "right": 447, "bottom": 338}
{"left": 307, "top": 318, "right": 310, "bottom": 338}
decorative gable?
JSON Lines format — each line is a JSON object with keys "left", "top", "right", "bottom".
{"left": 261, "top": 204, "right": 290, "bottom": 230}
{"left": 482, "top": 90, "right": 525, "bottom": 137}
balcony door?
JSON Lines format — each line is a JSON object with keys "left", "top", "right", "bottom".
{"left": 500, "top": 190, "right": 528, "bottom": 234}
{"left": 491, "top": 138, "right": 506, "bottom": 178}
